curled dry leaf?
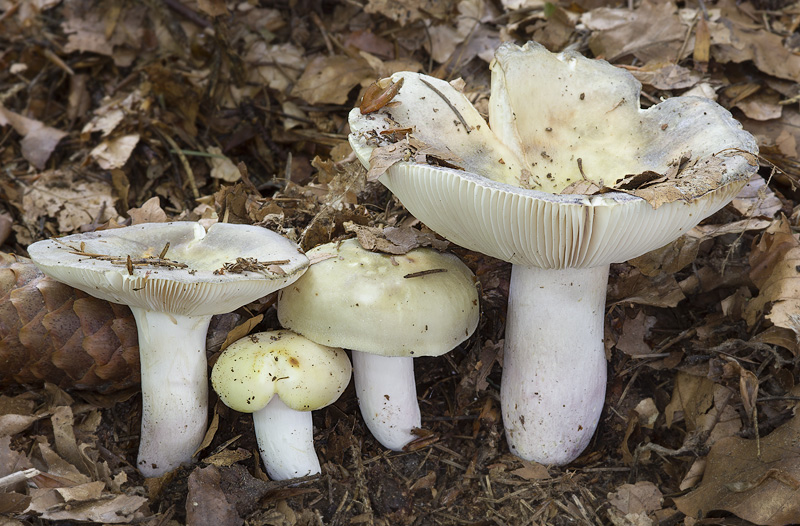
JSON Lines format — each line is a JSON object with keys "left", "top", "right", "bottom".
{"left": 745, "top": 217, "right": 800, "bottom": 332}
{"left": 344, "top": 222, "right": 448, "bottom": 255}
{"left": 674, "top": 401, "right": 800, "bottom": 526}
{"left": 89, "top": 133, "right": 140, "bottom": 170}
{"left": 0, "top": 104, "right": 67, "bottom": 170}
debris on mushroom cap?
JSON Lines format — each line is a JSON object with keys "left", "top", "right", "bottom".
{"left": 277, "top": 238, "right": 479, "bottom": 357}
{"left": 27, "top": 222, "right": 309, "bottom": 316}
{"left": 488, "top": 42, "right": 758, "bottom": 198}
{"left": 211, "top": 330, "right": 351, "bottom": 413}
{"left": 347, "top": 42, "right": 759, "bottom": 270}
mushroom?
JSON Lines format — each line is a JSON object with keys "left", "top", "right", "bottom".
{"left": 276, "top": 238, "right": 479, "bottom": 450}
{"left": 348, "top": 42, "right": 758, "bottom": 464}
{"left": 211, "top": 330, "right": 351, "bottom": 480}
{"left": 27, "top": 222, "right": 309, "bottom": 476}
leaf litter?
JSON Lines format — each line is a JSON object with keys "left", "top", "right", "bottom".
{"left": 1, "top": 0, "right": 800, "bottom": 524}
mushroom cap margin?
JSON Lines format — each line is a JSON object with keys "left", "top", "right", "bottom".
{"left": 27, "top": 222, "right": 309, "bottom": 316}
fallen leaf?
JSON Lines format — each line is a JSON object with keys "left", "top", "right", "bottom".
{"left": 608, "top": 266, "right": 686, "bottom": 308}
{"left": 615, "top": 311, "right": 656, "bottom": 357}
{"left": 208, "top": 147, "right": 241, "bottom": 182}
{"left": 745, "top": 217, "right": 800, "bottom": 332}
{"left": 664, "top": 371, "right": 714, "bottom": 430}
{"left": 625, "top": 62, "right": 703, "bottom": 90}
{"left": 89, "top": 133, "right": 140, "bottom": 170}
{"left": 0, "top": 104, "right": 67, "bottom": 169}
{"left": 729, "top": 175, "right": 782, "bottom": 219}
{"left": 127, "top": 196, "right": 168, "bottom": 225}
{"left": 35, "top": 493, "right": 147, "bottom": 523}
{"left": 291, "top": 55, "right": 373, "bottom": 105}
{"left": 585, "top": 0, "right": 689, "bottom": 63}
{"left": 608, "top": 481, "right": 663, "bottom": 515}
{"left": 20, "top": 170, "right": 116, "bottom": 234}
{"left": 186, "top": 465, "right": 242, "bottom": 526}
{"left": 511, "top": 461, "right": 551, "bottom": 480}
{"left": 674, "top": 405, "right": 800, "bottom": 525}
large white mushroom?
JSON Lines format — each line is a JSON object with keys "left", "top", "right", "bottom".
{"left": 348, "top": 42, "right": 758, "bottom": 464}
{"left": 27, "top": 222, "right": 308, "bottom": 476}
{"left": 211, "top": 330, "right": 351, "bottom": 480}
{"left": 277, "top": 238, "right": 479, "bottom": 450}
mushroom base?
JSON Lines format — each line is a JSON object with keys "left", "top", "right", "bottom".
{"left": 352, "top": 352, "right": 420, "bottom": 451}
{"left": 253, "top": 396, "right": 321, "bottom": 480}
{"left": 132, "top": 308, "right": 210, "bottom": 477}
{"left": 501, "top": 264, "right": 609, "bottom": 465}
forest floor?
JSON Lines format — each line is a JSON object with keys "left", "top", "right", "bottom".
{"left": 2, "top": 0, "right": 800, "bottom": 525}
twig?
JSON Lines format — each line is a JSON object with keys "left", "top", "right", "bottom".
{"left": 159, "top": 132, "right": 200, "bottom": 198}
{"left": 420, "top": 78, "right": 472, "bottom": 133}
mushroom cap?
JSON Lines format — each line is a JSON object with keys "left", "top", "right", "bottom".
{"left": 348, "top": 42, "right": 758, "bottom": 269}
{"left": 27, "top": 222, "right": 309, "bottom": 316}
{"left": 211, "top": 330, "right": 351, "bottom": 413}
{"left": 277, "top": 238, "right": 479, "bottom": 357}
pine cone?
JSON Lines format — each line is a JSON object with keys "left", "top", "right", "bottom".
{"left": 0, "top": 252, "right": 140, "bottom": 390}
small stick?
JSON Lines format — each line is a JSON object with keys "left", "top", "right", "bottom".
{"left": 404, "top": 268, "right": 447, "bottom": 279}
{"left": 419, "top": 78, "right": 472, "bottom": 133}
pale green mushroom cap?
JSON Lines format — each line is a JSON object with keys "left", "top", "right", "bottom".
{"left": 348, "top": 42, "right": 759, "bottom": 270}
{"left": 277, "top": 239, "right": 480, "bottom": 357}
{"left": 27, "top": 222, "right": 309, "bottom": 316}
{"left": 211, "top": 330, "right": 351, "bottom": 413}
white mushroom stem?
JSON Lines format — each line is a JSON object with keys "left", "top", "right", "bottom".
{"left": 132, "top": 308, "right": 210, "bottom": 477}
{"left": 501, "top": 264, "right": 609, "bottom": 465}
{"left": 352, "top": 352, "right": 420, "bottom": 451}
{"left": 252, "top": 396, "right": 321, "bottom": 480}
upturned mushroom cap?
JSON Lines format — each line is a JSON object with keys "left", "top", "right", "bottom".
{"left": 27, "top": 222, "right": 309, "bottom": 315}
{"left": 277, "top": 238, "right": 479, "bottom": 357}
{"left": 211, "top": 330, "right": 351, "bottom": 413}
{"left": 348, "top": 42, "right": 759, "bottom": 269}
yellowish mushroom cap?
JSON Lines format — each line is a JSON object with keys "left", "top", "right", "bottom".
{"left": 211, "top": 330, "right": 351, "bottom": 413}
{"left": 277, "top": 239, "right": 479, "bottom": 357}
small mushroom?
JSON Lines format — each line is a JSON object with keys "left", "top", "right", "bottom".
{"left": 27, "top": 222, "right": 308, "bottom": 477}
{"left": 211, "top": 330, "right": 351, "bottom": 480}
{"left": 348, "top": 42, "right": 758, "bottom": 464}
{"left": 277, "top": 238, "right": 479, "bottom": 450}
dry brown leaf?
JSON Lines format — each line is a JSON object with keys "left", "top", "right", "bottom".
{"left": 197, "top": 0, "right": 228, "bottom": 17}
{"left": 628, "top": 234, "right": 700, "bottom": 277}
{"left": 89, "top": 133, "right": 140, "bottom": 170}
{"left": 735, "top": 91, "right": 783, "bottom": 121}
{"left": 615, "top": 311, "right": 656, "bottom": 357}
{"left": 729, "top": 175, "right": 782, "bottom": 219}
{"left": 510, "top": 461, "right": 550, "bottom": 481}
{"left": 244, "top": 42, "right": 306, "bottom": 93}
{"left": 292, "top": 55, "right": 373, "bottom": 105}
{"left": 585, "top": 0, "right": 689, "bottom": 63}
{"left": 186, "top": 465, "right": 241, "bottom": 526}
{"left": 713, "top": 0, "right": 800, "bottom": 82}
{"left": 345, "top": 222, "right": 448, "bottom": 255}
{"left": 366, "top": 139, "right": 414, "bottom": 182}
{"left": 608, "top": 267, "right": 686, "bottom": 308}
{"left": 35, "top": 493, "right": 148, "bottom": 522}
{"left": 127, "top": 196, "right": 168, "bottom": 225}
{"left": 219, "top": 314, "right": 264, "bottom": 352}
{"left": 745, "top": 217, "right": 800, "bottom": 331}
{"left": 625, "top": 62, "right": 703, "bottom": 90}
{"left": 664, "top": 371, "right": 714, "bottom": 430}
{"left": 363, "top": 0, "right": 446, "bottom": 25}
{"left": 208, "top": 147, "right": 241, "bottom": 183}
{"left": 22, "top": 170, "right": 116, "bottom": 233}
{"left": 608, "top": 481, "right": 663, "bottom": 515}
{"left": 674, "top": 405, "right": 800, "bottom": 525}
{"left": 0, "top": 105, "right": 67, "bottom": 170}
